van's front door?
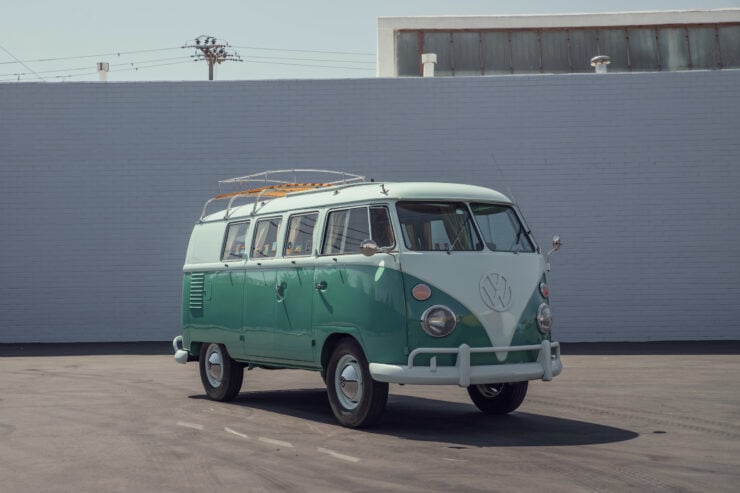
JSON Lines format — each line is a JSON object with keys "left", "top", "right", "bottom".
{"left": 312, "top": 205, "right": 406, "bottom": 364}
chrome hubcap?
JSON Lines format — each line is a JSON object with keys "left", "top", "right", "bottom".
{"left": 205, "top": 345, "right": 223, "bottom": 388}
{"left": 477, "top": 383, "right": 504, "bottom": 398}
{"left": 335, "top": 355, "right": 362, "bottom": 410}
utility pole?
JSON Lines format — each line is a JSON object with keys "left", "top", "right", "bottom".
{"left": 184, "top": 35, "right": 241, "bottom": 80}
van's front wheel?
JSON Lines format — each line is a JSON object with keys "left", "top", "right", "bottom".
{"left": 326, "top": 339, "right": 388, "bottom": 428}
{"left": 467, "top": 382, "right": 528, "bottom": 414}
{"left": 199, "top": 343, "right": 243, "bottom": 401}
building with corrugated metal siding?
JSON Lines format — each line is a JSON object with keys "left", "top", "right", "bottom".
{"left": 1, "top": 11, "right": 739, "bottom": 344}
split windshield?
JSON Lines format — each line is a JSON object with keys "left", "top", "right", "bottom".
{"left": 396, "top": 201, "right": 534, "bottom": 253}
{"left": 470, "top": 203, "right": 535, "bottom": 253}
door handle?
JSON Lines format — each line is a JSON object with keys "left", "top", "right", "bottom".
{"left": 275, "top": 282, "right": 286, "bottom": 300}
{"left": 315, "top": 280, "right": 327, "bottom": 291}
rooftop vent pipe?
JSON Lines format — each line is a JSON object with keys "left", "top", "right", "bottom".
{"left": 421, "top": 53, "right": 437, "bottom": 77}
{"left": 590, "top": 55, "right": 611, "bottom": 74}
{"left": 97, "top": 62, "right": 110, "bottom": 82}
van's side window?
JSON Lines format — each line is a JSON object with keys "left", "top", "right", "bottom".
{"left": 370, "top": 206, "right": 394, "bottom": 248}
{"left": 322, "top": 208, "right": 369, "bottom": 255}
{"left": 322, "top": 206, "right": 394, "bottom": 255}
{"left": 285, "top": 213, "right": 317, "bottom": 256}
{"left": 221, "top": 221, "right": 250, "bottom": 261}
{"left": 251, "top": 218, "right": 282, "bottom": 258}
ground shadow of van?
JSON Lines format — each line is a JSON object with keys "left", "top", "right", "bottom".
{"left": 190, "top": 388, "right": 638, "bottom": 447}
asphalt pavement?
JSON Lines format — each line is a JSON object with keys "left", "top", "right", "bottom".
{"left": 0, "top": 345, "right": 738, "bottom": 492}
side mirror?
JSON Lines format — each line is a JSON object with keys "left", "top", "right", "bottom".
{"left": 551, "top": 235, "right": 562, "bottom": 252}
{"left": 360, "top": 239, "right": 379, "bottom": 257}
{"left": 545, "top": 235, "right": 562, "bottom": 272}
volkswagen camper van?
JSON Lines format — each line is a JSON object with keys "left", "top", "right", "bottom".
{"left": 173, "top": 169, "right": 562, "bottom": 427}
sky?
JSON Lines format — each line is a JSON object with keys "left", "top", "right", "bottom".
{"left": 1, "top": 0, "right": 739, "bottom": 83}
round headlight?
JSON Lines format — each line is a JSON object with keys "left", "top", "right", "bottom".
{"left": 420, "top": 305, "right": 457, "bottom": 338}
{"left": 536, "top": 303, "right": 553, "bottom": 333}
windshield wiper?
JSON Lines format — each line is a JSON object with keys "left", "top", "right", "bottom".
{"left": 447, "top": 214, "right": 473, "bottom": 254}
{"left": 512, "top": 224, "right": 531, "bottom": 252}
{"left": 514, "top": 224, "right": 523, "bottom": 247}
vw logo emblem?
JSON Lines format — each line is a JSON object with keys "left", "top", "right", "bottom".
{"left": 480, "top": 273, "right": 513, "bottom": 312}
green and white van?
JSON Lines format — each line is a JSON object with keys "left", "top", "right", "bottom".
{"left": 173, "top": 170, "right": 562, "bottom": 427}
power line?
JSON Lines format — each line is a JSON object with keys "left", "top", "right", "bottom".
{"left": 0, "top": 65, "right": 91, "bottom": 77}
{"left": 0, "top": 44, "right": 46, "bottom": 81}
{"left": 110, "top": 60, "right": 196, "bottom": 74}
{"left": 0, "top": 60, "right": 196, "bottom": 82}
{"left": 0, "top": 55, "right": 373, "bottom": 82}
{"left": 0, "top": 44, "right": 376, "bottom": 70}
{"left": 0, "top": 47, "right": 182, "bottom": 65}
{"left": 1, "top": 51, "right": 373, "bottom": 79}
{"left": 0, "top": 56, "right": 192, "bottom": 78}
{"left": 233, "top": 53, "right": 374, "bottom": 65}
{"left": 239, "top": 58, "right": 374, "bottom": 71}
{"left": 0, "top": 42, "right": 377, "bottom": 82}
{"left": 232, "top": 45, "right": 374, "bottom": 56}
{"left": 113, "top": 56, "right": 190, "bottom": 66}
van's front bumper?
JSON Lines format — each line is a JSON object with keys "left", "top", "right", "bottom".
{"left": 369, "top": 340, "right": 562, "bottom": 387}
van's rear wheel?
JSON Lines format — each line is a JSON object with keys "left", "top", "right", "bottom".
{"left": 199, "top": 343, "right": 243, "bottom": 401}
{"left": 326, "top": 339, "right": 388, "bottom": 428}
{"left": 467, "top": 382, "right": 528, "bottom": 414}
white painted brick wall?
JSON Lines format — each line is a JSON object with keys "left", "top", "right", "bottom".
{"left": 1, "top": 70, "right": 739, "bottom": 342}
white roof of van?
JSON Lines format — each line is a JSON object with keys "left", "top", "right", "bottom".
{"left": 201, "top": 181, "right": 512, "bottom": 222}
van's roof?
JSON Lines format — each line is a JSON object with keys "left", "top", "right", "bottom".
{"left": 201, "top": 181, "right": 513, "bottom": 222}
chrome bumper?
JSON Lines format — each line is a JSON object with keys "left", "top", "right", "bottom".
{"left": 172, "top": 335, "right": 189, "bottom": 365}
{"left": 369, "top": 340, "right": 562, "bottom": 387}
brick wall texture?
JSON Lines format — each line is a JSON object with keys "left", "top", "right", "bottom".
{"left": 1, "top": 70, "right": 739, "bottom": 342}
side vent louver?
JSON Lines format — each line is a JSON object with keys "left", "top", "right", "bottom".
{"left": 189, "top": 273, "right": 205, "bottom": 310}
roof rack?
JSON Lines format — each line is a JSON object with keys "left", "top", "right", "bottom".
{"left": 199, "top": 169, "right": 366, "bottom": 221}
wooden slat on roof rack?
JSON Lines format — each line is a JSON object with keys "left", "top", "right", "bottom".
{"left": 213, "top": 182, "right": 330, "bottom": 199}
{"left": 199, "top": 169, "right": 366, "bottom": 221}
